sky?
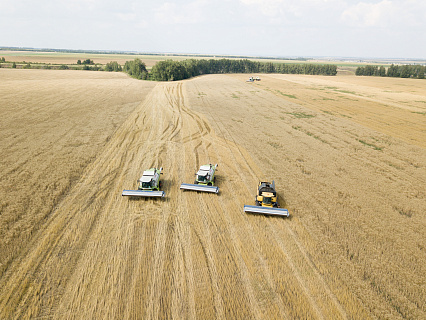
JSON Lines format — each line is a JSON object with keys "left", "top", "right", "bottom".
{"left": 1, "top": 0, "right": 425, "bottom": 59}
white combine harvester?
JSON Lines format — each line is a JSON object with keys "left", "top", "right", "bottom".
{"left": 122, "top": 167, "right": 165, "bottom": 197}
{"left": 180, "top": 164, "right": 219, "bottom": 193}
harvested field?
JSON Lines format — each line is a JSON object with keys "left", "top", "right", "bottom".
{"left": 0, "top": 69, "right": 425, "bottom": 319}
{"left": 0, "top": 51, "right": 176, "bottom": 68}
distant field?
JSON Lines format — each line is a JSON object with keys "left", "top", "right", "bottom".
{"left": 0, "top": 69, "right": 424, "bottom": 319}
{"left": 0, "top": 50, "right": 188, "bottom": 68}
{"left": 0, "top": 50, "right": 362, "bottom": 72}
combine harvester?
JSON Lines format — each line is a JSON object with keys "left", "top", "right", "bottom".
{"left": 244, "top": 181, "right": 289, "bottom": 216}
{"left": 180, "top": 164, "right": 219, "bottom": 194}
{"left": 122, "top": 167, "right": 165, "bottom": 197}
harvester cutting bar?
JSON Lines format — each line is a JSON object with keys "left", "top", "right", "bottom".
{"left": 244, "top": 205, "right": 289, "bottom": 217}
{"left": 122, "top": 190, "right": 165, "bottom": 197}
{"left": 180, "top": 183, "right": 219, "bottom": 194}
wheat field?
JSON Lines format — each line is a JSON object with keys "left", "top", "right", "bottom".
{"left": 0, "top": 69, "right": 424, "bottom": 319}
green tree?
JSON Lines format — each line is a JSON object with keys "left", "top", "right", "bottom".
{"left": 387, "top": 64, "right": 399, "bottom": 77}
{"left": 123, "top": 59, "right": 148, "bottom": 79}
{"left": 82, "top": 59, "right": 94, "bottom": 65}
{"left": 105, "top": 61, "right": 122, "bottom": 72}
{"left": 399, "top": 65, "right": 411, "bottom": 78}
{"left": 150, "top": 60, "right": 188, "bottom": 81}
{"left": 77, "top": 59, "right": 82, "bottom": 65}
{"left": 12, "top": 62, "right": 16, "bottom": 68}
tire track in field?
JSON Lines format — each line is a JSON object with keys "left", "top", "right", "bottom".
{"left": 177, "top": 84, "right": 266, "bottom": 319}
{"left": 52, "top": 88, "right": 167, "bottom": 318}
{"left": 188, "top": 78, "right": 348, "bottom": 319}
{"left": 178, "top": 81, "right": 295, "bottom": 319}
{"left": 178, "top": 81, "right": 263, "bottom": 319}
{"left": 0, "top": 85, "right": 159, "bottom": 318}
{"left": 190, "top": 82, "right": 299, "bottom": 318}
{"left": 188, "top": 129, "right": 291, "bottom": 318}
{"left": 54, "top": 83, "right": 181, "bottom": 319}
{"left": 1, "top": 83, "right": 175, "bottom": 319}
{"left": 2, "top": 77, "right": 349, "bottom": 319}
{"left": 171, "top": 83, "right": 225, "bottom": 319}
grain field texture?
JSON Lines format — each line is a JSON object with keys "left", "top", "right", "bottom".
{"left": 0, "top": 69, "right": 425, "bottom": 319}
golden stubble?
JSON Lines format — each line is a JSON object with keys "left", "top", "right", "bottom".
{"left": 0, "top": 69, "right": 424, "bottom": 319}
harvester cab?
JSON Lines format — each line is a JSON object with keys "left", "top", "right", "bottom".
{"left": 122, "top": 167, "right": 165, "bottom": 197}
{"left": 256, "top": 182, "right": 278, "bottom": 207}
{"left": 244, "top": 181, "right": 289, "bottom": 216}
{"left": 195, "top": 164, "right": 216, "bottom": 186}
{"left": 180, "top": 164, "right": 219, "bottom": 193}
{"left": 138, "top": 168, "right": 162, "bottom": 191}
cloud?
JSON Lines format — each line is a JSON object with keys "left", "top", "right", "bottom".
{"left": 341, "top": 0, "right": 396, "bottom": 27}
{"left": 117, "top": 13, "right": 137, "bottom": 22}
{"left": 238, "top": 0, "right": 345, "bottom": 19}
{"left": 341, "top": 0, "right": 426, "bottom": 28}
{"left": 239, "top": 0, "right": 297, "bottom": 19}
{"left": 154, "top": 0, "right": 210, "bottom": 25}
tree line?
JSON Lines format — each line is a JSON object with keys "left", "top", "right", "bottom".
{"left": 128, "top": 58, "right": 337, "bottom": 81}
{"left": 356, "top": 64, "right": 425, "bottom": 79}
{"left": 1, "top": 56, "right": 338, "bottom": 80}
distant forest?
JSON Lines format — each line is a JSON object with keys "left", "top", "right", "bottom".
{"left": 124, "top": 58, "right": 338, "bottom": 81}
{"left": 356, "top": 64, "right": 425, "bottom": 79}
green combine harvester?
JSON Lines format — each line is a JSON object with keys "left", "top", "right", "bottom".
{"left": 122, "top": 167, "right": 165, "bottom": 197}
{"left": 180, "top": 164, "right": 219, "bottom": 193}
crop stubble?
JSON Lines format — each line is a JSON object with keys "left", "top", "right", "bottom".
{"left": 0, "top": 69, "right": 424, "bottom": 319}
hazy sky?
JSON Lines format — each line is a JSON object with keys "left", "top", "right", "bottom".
{"left": 1, "top": 0, "right": 425, "bottom": 58}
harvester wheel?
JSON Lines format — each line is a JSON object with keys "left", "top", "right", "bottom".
{"left": 207, "top": 182, "right": 212, "bottom": 186}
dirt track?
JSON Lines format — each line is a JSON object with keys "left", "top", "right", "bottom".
{"left": 0, "top": 70, "right": 425, "bottom": 319}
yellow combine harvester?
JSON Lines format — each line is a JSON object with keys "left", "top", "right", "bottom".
{"left": 244, "top": 181, "right": 289, "bottom": 216}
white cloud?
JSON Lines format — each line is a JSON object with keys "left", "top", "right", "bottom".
{"left": 341, "top": 0, "right": 426, "bottom": 28}
{"left": 61, "top": 0, "right": 99, "bottom": 11}
{"left": 154, "top": 0, "right": 210, "bottom": 25}
{"left": 341, "top": 0, "right": 396, "bottom": 27}
{"left": 1, "top": 0, "right": 17, "bottom": 12}
{"left": 117, "top": 13, "right": 137, "bottom": 22}
{"left": 239, "top": 0, "right": 344, "bottom": 18}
